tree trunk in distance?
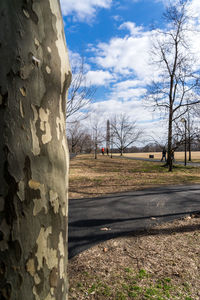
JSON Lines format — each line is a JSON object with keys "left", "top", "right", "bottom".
{"left": 167, "top": 106, "right": 173, "bottom": 171}
{"left": 0, "top": 1, "right": 71, "bottom": 299}
{"left": 188, "top": 135, "right": 191, "bottom": 161}
{"left": 95, "top": 142, "right": 97, "bottom": 159}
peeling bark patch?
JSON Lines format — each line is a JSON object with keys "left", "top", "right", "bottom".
{"left": 49, "top": 267, "right": 58, "bottom": 288}
{"left": 62, "top": 204, "right": 67, "bottom": 217}
{"left": 44, "top": 293, "right": 54, "bottom": 300}
{"left": 17, "top": 181, "right": 25, "bottom": 202}
{"left": 39, "top": 108, "right": 52, "bottom": 144}
{"left": 34, "top": 273, "right": 41, "bottom": 285}
{"left": 20, "top": 87, "right": 26, "bottom": 97}
{"left": 50, "top": 288, "right": 54, "bottom": 296}
{"left": 46, "top": 66, "right": 51, "bottom": 74}
{"left": 58, "top": 232, "right": 64, "bottom": 257}
{"left": 58, "top": 232, "right": 65, "bottom": 279}
{"left": 28, "top": 179, "right": 48, "bottom": 216}
{"left": 49, "top": 190, "right": 59, "bottom": 214}
{"left": 26, "top": 258, "right": 35, "bottom": 277}
{"left": 59, "top": 257, "right": 64, "bottom": 279}
{"left": 61, "top": 137, "right": 69, "bottom": 214}
{"left": 23, "top": 9, "right": 30, "bottom": 18}
{"left": 56, "top": 98, "right": 65, "bottom": 141}
{"left": 34, "top": 38, "right": 40, "bottom": 48}
{"left": 49, "top": 0, "right": 70, "bottom": 90}
{"left": 19, "top": 100, "right": 24, "bottom": 118}
{"left": 33, "top": 286, "right": 40, "bottom": 300}
{"left": 36, "top": 227, "right": 58, "bottom": 271}
{"left": 32, "top": 56, "right": 41, "bottom": 67}
{"left": 30, "top": 105, "right": 40, "bottom": 155}
{"left": 28, "top": 180, "right": 40, "bottom": 190}
{"left": 33, "top": 183, "right": 47, "bottom": 216}
{"left": 47, "top": 47, "right": 52, "bottom": 53}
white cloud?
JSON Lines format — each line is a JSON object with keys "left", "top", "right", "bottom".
{"left": 60, "top": 0, "right": 112, "bottom": 21}
{"left": 112, "top": 15, "right": 123, "bottom": 22}
{"left": 189, "top": 0, "right": 200, "bottom": 17}
{"left": 86, "top": 70, "right": 114, "bottom": 86}
{"left": 113, "top": 79, "right": 145, "bottom": 90}
{"left": 119, "top": 21, "right": 143, "bottom": 36}
{"left": 111, "top": 87, "right": 147, "bottom": 101}
{"left": 68, "top": 50, "right": 114, "bottom": 86}
{"left": 68, "top": 50, "right": 82, "bottom": 68}
{"left": 89, "top": 98, "right": 164, "bottom": 134}
{"left": 92, "top": 25, "right": 156, "bottom": 83}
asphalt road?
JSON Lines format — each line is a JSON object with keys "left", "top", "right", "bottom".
{"left": 68, "top": 184, "right": 200, "bottom": 259}
{"left": 118, "top": 156, "right": 200, "bottom": 167}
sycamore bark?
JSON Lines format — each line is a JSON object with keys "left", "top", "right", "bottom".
{"left": 0, "top": 1, "right": 71, "bottom": 299}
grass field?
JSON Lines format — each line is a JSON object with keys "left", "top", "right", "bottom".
{"left": 69, "top": 216, "right": 200, "bottom": 300}
{"left": 69, "top": 154, "right": 200, "bottom": 199}
{"left": 68, "top": 154, "right": 200, "bottom": 300}
{"left": 113, "top": 151, "right": 200, "bottom": 162}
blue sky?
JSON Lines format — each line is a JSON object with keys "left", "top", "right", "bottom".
{"left": 60, "top": 0, "right": 200, "bottom": 142}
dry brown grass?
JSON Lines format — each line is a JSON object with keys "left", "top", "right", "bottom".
{"left": 69, "top": 154, "right": 200, "bottom": 199}
{"left": 69, "top": 215, "right": 200, "bottom": 300}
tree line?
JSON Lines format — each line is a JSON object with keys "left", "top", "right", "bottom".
{"left": 67, "top": 114, "right": 143, "bottom": 157}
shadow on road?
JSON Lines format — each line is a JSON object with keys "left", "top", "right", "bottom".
{"left": 69, "top": 210, "right": 200, "bottom": 259}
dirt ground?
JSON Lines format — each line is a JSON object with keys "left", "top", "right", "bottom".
{"left": 68, "top": 214, "right": 200, "bottom": 300}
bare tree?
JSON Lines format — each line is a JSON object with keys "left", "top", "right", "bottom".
{"left": 67, "top": 122, "right": 93, "bottom": 154}
{"left": 111, "top": 114, "right": 143, "bottom": 156}
{"left": 106, "top": 120, "right": 111, "bottom": 153}
{"left": 91, "top": 119, "right": 104, "bottom": 159}
{"left": 173, "top": 109, "right": 199, "bottom": 160}
{"left": 0, "top": 1, "right": 71, "bottom": 299}
{"left": 67, "top": 57, "right": 96, "bottom": 122}
{"left": 147, "top": 0, "right": 200, "bottom": 171}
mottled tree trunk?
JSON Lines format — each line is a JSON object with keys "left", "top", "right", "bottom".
{"left": 0, "top": 1, "right": 71, "bottom": 300}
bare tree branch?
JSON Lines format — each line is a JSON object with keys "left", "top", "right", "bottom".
{"left": 66, "top": 56, "right": 96, "bottom": 123}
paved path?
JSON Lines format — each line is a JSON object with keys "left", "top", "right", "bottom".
{"left": 68, "top": 184, "right": 200, "bottom": 258}
{"left": 118, "top": 155, "right": 200, "bottom": 167}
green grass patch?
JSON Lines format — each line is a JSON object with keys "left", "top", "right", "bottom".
{"left": 70, "top": 268, "right": 194, "bottom": 299}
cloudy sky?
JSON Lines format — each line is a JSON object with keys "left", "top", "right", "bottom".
{"left": 60, "top": 0, "right": 200, "bottom": 144}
